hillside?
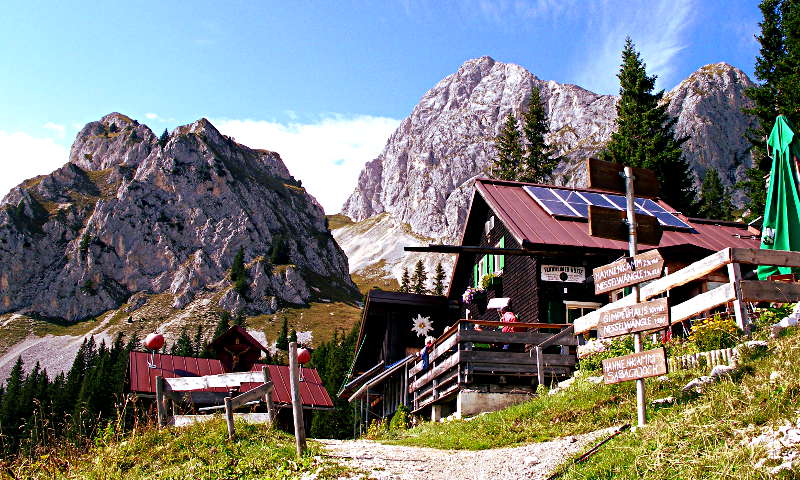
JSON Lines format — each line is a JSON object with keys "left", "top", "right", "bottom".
{"left": 0, "top": 113, "right": 361, "bottom": 379}
{"left": 362, "top": 326, "right": 800, "bottom": 479}
{"left": 335, "top": 57, "right": 757, "bottom": 285}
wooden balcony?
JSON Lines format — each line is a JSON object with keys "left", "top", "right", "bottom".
{"left": 407, "top": 320, "right": 577, "bottom": 413}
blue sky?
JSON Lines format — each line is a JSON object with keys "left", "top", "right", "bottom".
{"left": 0, "top": 0, "right": 762, "bottom": 213}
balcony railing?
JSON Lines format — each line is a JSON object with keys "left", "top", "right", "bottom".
{"left": 407, "top": 319, "right": 576, "bottom": 412}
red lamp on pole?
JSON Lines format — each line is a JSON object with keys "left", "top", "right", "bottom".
{"left": 297, "top": 347, "right": 310, "bottom": 381}
{"left": 144, "top": 333, "right": 165, "bottom": 368}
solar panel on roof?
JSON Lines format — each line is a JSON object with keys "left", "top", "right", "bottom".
{"left": 523, "top": 185, "right": 693, "bottom": 229}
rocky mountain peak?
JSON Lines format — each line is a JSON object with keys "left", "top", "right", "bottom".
{"left": 69, "top": 112, "right": 156, "bottom": 171}
{"left": 1, "top": 113, "right": 356, "bottom": 321}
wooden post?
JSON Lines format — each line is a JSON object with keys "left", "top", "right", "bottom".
{"left": 224, "top": 396, "right": 235, "bottom": 440}
{"left": 727, "top": 262, "right": 750, "bottom": 333}
{"left": 288, "top": 342, "right": 307, "bottom": 456}
{"left": 624, "top": 166, "right": 647, "bottom": 428}
{"left": 535, "top": 346, "right": 544, "bottom": 387}
{"left": 261, "top": 366, "right": 276, "bottom": 426}
{"left": 155, "top": 375, "right": 166, "bottom": 428}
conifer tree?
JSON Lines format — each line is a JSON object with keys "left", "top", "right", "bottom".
{"left": 1, "top": 357, "right": 24, "bottom": 436}
{"left": 289, "top": 329, "right": 298, "bottom": 346}
{"left": 276, "top": 317, "right": 289, "bottom": 350}
{"left": 492, "top": 113, "right": 525, "bottom": 180}
{"left": 399, "top": 268, "right": 410, "bottom": 293}
{"left": 432, "top": 262, "right": 446, "bottom": 296}
{"left": 212, "top": 311, "right": 232, "bottom": 341}
{"left": 309, "top": 325, "right": 358, "bottom": 438}
{"left": 234, "top": 311, "right": 247, "bottom": 327}
{"left": 520, "top": 86, "right": 561, "bottom": 183}
{"left": 230, "top": 247, "right": 247, "bottom": 296}
{"left": 171, "top": 328, "right": 194, "bottom": 357}
{"left": 599, "top": 38, "right": 696, "bottom": 213}
{"left": 696, "top": 169, "right": 735, "bottom": 220}
{"left": 158, "top": 128, "right": 169, "bottom": 148}
{"left": 411, "top": 260, "right": 428, "bottom": 295}
{"left": 192, "top": 325, "right": 204, "bottom": 356}
{"left": 741, "top": 0, "right": 800, "bottom": 220}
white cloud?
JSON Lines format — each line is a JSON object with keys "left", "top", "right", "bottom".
{"left": 213, "top": 114, "right": 400, "bottom": 214}
{"left": 144, "top": 112, "right": 159, "bottom": 120}
{"left": 0, "top": 131, "right": 68, "bottom": 201}
{"left": 574, "top": 0, "right": 695, "bottom": 95}
{"left": 43, "top": 122, "right": 66, "bottom": 139}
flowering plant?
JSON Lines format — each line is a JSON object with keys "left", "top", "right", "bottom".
{"left": 462, "top": 286, "right": 484, "bottom": 304}
{"left": 411, "top": 314, "right": 434, "bottom": 337}
{"left": 577, "top": 338, "right": 611, "bottom": 359}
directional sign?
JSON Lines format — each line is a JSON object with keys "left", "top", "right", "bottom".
{"left": 588, "top": 205, "right": 663, "bottom": 246}
{"left": 593, "top": 249, "right": 665, "bottom": 295}
{"left": 602, "top": 348, "right": 668, "bottom": 385}
{"left": 587, "top": 158, "right": 660, "bottom": 198}
{"left": 597, "top": 298, "right": 670, "bottom": 338}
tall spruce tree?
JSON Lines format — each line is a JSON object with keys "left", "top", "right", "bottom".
{"left": 741, "top": 0, "right": 800, "bottom": 220}
{"left": 212, "top": 311, "right": 231, "bottom": 340}
{"left": 600, "top": 38, "right": 696, "bottom": 213}
{"left": 697, "top": 169, "right": 736, "bottom": 220}
{"left": 492, "top": 113, "right": 525, "bottom": 180}
{"left": 520, "top": 86, "right": 561, "bottom": 183}
{"left": 276, "top": 317, "right": 289, "bottom": 350}
{"left": 171, "top": 328, "right": 195, "bottom": 357}
{"left": 158, "top": 128, "right": 169, "bottom": 148}
{"left": 399, "top": 268, "right": 411, "bottom": 293}
{"left": 411, "top": 260, "right": 428, "bottom": 295}
{"left": 432, "top": 262, "right": 446, "bottom": 296}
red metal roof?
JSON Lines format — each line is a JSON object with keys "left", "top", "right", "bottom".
{"left": 129, "top": 352, "right": 333, "bottom": 408}
{"left": 474, "top": 178, "right": 759, "bottom": 252}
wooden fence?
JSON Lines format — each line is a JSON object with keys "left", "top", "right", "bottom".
{"left": 668, "top": 347, "right": 735, "bottom": 372}
{"left": 575, "top": 248, "right": 800, "bottom": 335}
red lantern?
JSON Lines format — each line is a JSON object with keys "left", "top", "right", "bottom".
{"left": 144, "top": 333, "right": 165, "bottom": 351}
{"left": 296, "top": 348, "right": 311, "bottom": 365}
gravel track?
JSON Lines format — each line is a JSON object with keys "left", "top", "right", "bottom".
{"left": 319, "top": 426, "right": 618, "bottom": 480}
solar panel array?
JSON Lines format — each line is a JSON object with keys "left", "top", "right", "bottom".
{"left": 523, "top": 186, "right": 692, "bottom": 229}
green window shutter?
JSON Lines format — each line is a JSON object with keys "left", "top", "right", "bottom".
{"left": 499, "top": 237, "right": 505, "bottom": 270}
{"left": 474, "top": 264, "right": 479, "bottom": 288}
{"left": 488, "top": 252, "right": 494, "bottom": 274}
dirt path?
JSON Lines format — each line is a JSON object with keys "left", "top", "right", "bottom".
{"left": 319, "top": 426, "right": 617, "bottom": 480}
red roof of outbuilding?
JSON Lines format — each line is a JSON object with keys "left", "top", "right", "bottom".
{"left": 128, "top": 352, "right": 333, "bottom": 408}
{"left": 473, "top": 178, "right": 759, "bottom": 252}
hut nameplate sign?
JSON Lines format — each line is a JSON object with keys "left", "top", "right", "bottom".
{"left": 593, "top": 250, "right": 665, "bottom": 295}
{"left": 602, "top": 348, "right": 668, "bottom": 384}
{"left": 541, "top": 265, "right": 586, "bottom": 283}
{"left": 588, "top": 205, "right": 663, "bottom": 246}
{"left": 597, "top": 298, "right": 670, "bottom": 338}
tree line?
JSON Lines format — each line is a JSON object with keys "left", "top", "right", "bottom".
{"left": 399, "top": 260, "right": 447, "bottom": 296}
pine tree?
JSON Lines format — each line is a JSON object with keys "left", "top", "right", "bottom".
{"left": 492, "top": 113, "right": 525, "bottom": 180}
{"left": 158, "top": 128, "right": 169, "bottom": 148}
{"left": 411, "top": 260, "right": 428, "bottom": 295}
{"left": 520, "top": 86, "right": 561, "bottom": 183}
{"left": 171, "top": 328, "right": 194, "bottom": 357}
{"left": 276, "top": 317, "right": 289, "bottom": 350}
{"left": 234, "top": 311, "right": 247, "bottom": 327}
{"left": 192, "top": 325, "right": 204, "bottom": 356}
{"left": 399, "top": 268, "right": 410, "bottom": 293}
{"left": 309, "top": 325, "right": 358, "bottom": 438}
{"left": 696, "top": 169, "right": 735, "bottom": 220}
{"left": 289, "top": 329, "right": 298, "bottom": 346}
{"left": 432, "top": 262, "right": 446, "bottom": 296}
{"left": 212, "top": 311, "right": 231, "bottom": 341}
{"left": 1, "top": 357, "right": 25, "bottom": 438}
{"left": 230, "top": 247, "right": 247, "bottom": 297}
{"left": 741, "top": 0, "right": 800, "bottom": 220}
{"left": 599, "top": 38, "right": 696, "bottom": 214}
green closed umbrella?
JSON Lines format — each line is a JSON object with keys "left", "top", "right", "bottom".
{"left": 758, "top": 115, "right": 800, "bottom": 280}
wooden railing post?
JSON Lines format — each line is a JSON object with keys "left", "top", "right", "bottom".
{"left": 224, "top": 396, "right": 235, "bottom": 440}
{"left": 155, "top": 376, "right": 166, "bottom": 427}
{"left": 262, "top": 366, "right": 276, "bottom": 426}
{"left": 289, "top": 342, "right": 307, "bottom": 456}
{"left": 727, "top": 262, "right": 750, "bottom": 333}
{"left": 535, "top": 347, "right": 544, "bottom": 387}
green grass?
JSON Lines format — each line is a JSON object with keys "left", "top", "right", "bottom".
{"left": 326, "top": 214, "right": 354, "bottom": 231}
{"left": 5, "top": 418, "right": 350, "bottom": 480}
{"left": 377, "top": 328, "right": 800, "bottom": 479}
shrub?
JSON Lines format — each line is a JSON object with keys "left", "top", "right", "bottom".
{"left": 389, "top": 405, "right": 411, "bottom": 431}
{"left": 364, "top": 419, "right": 387, "bottom": 439}
{"left": 688, "top": 313, "right": 741, "bottom": 351}
{"left": 752, "top": 303, "right": 795, "bottom": 332}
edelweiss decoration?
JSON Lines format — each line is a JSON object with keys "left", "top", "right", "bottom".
{"left": 411, "top": 314, "right": 433, "bottom": 337}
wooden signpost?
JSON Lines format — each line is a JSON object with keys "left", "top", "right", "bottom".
{"left": 587, "top": 163, "right": 669, "bottom": 427}
{"left": 593, "top": 249, "right": 665, "bottom": 295}
{"left": 587, "top": 158, "right": 660, "bottom": 198}
{"left": 602, "top": 348, "right": 668, "bottom": 385}
{"left": 589, "top": 206, "right": 663, "bottom": 246}
{"left": 597, "top": 297, "right": 670, "bottom": 339}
